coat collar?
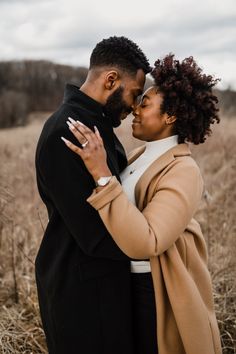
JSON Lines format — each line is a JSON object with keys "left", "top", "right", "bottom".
{"left": 128, "top": 143, "right": 191, "bottom": 208}
{"left": 63, "top": 84, "right": 104, "bottom": 117}
{"left": 128, "top": 143, "right": 191, "bottom": 165}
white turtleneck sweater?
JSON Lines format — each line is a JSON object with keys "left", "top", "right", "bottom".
{"left": 120, "top": 135, "right": 179, "bottom": 273}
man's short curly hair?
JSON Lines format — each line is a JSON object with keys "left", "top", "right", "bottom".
{"left": 90, "top": 36, "right": 151, "bottom": 75}
{"left": 151, "top": 54, "right": 220, "bottom": 144}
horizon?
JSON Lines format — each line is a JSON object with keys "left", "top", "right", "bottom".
{"left": 1, "top": 58, "right": 235, "bottom": 92}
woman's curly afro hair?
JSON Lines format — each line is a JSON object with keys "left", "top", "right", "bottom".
{"left": 151, "top": 54, "right": 220, "bottom": 144}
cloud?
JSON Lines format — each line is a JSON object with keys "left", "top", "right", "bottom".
{"left": 0, "top": 0, "right": 235, "bottom": 88}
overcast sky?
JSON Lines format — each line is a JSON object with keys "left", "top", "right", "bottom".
{"left": 0, "top": 0, "right": 235, "bottom": 89}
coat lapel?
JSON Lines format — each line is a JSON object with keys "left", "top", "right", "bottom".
{"left": 127, "top": 143, "right": 191, "bottom": 209}
{"left": 127, "top": 145, "right": 145, "bottom": 165}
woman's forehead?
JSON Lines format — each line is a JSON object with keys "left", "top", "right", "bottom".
{"left": 142, "top": 86, "right": 159, "bottom": 99}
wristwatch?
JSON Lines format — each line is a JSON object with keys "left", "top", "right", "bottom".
{"left": 95, "top": 176, "right": 112, "bottom": 187}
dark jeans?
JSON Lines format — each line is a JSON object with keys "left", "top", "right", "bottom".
{"left": 131, "top": 272, "right": 158, "bottom": 354}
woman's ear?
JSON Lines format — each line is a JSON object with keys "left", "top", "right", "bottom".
{"left": 104, "top": 70, "right": 120, "bottom": 90}
{"left": 166, "top": 115, "right": 177, "bottom": 125}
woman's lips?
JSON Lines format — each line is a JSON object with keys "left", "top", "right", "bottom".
{"left": 132, "top": 120, "right": 141, "bottom": 128}
{"left": 132, "top": 121, "right": 141, "bottom": 131}
{"left": 132, "top": 119, "right": 141, "bottom": 124}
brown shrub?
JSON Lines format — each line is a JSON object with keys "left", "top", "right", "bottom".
{"left": 0, "top": 91, "right": 29, "bottom": 128}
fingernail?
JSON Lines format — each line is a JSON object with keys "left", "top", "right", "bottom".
{"left": 61, "top": 137, "right": 70, "bottom": 144}
{"left": 68, "top": 117, "right": 76, "bottom": 124}
{"left": 76, "top": 120, "right": 85, "bottom": 126}
{"left": 94, "top": 125, "right": 100, "bottom": 134}
{"left": 66, "top": 121, "right": 75, "bottom": 130}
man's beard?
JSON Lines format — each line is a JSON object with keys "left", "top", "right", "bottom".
{"left": 103, "top": 86, "right": 132, "bottom": 128}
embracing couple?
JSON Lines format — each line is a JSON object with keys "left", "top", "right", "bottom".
{"left": 35, "top": 36, "right": 222, "bottom": 354}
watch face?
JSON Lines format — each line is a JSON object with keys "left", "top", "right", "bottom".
{"left": 97, "top": 176, "right": 112, "bottom": 186}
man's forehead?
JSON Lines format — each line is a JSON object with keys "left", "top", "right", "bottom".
{"left": 129, "top": 71, "right": 145, "bottom": 90}
{"left": 122, "top": 69, "right": 146, "bottom": 91}
{"left": 136, "top": 68, "right": 146, "bottom": 85}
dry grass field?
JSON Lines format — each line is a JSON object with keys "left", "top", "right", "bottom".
{"left": 0, "top": 113, "right": 235, "bottom": 353}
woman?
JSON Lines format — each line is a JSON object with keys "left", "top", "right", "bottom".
{"left": 61, "top": 54, "right": 222, "bottom": 354}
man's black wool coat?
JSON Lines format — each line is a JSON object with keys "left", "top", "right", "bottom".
{"left": 35, "top": 84, "right": 134, "bottom": 354}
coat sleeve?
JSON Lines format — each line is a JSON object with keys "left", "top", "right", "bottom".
{"left": 37, "top": 130, "right": 130, "bottom": 261}
{"left": 87, "top": 160, "right": 204, "bottom": 259}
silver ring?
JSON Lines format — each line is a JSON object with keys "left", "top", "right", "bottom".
{"left": 81, "top": 140, "right": 89, "bottom": 148}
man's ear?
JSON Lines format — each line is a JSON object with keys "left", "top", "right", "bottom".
{"left": 104, "top": 70, "right": 120, "bottom": 90}
{"left": 166, "top": 115, "right": 177, "bottom": 125}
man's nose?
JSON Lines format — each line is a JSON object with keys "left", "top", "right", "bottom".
{"left": 132, "top": 105, "right": 139, "bottom": 116}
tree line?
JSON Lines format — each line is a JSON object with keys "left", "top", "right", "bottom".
{"left": 0, "top": 60, "right": 88, "bottom": 128}
{"left": 0, "top": 60, "right": 235, "bottom": 128}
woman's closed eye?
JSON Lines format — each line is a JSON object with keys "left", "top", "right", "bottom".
{"left": 139, "top": 95, "right": 150, "bottom": 108}
{"left": 140, "top": 100, "right": 148, "bottom": 108}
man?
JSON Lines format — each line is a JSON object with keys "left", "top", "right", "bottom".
{"left": 35, "top": 36, "right": 150, "bottom": 354}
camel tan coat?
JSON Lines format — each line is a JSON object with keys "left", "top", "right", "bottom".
{"left": 87, "top": 143, "right": 222, "bottom": 354}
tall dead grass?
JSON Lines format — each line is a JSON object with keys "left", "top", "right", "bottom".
{"left": 0, "top": 114, "right": 235, "bottom": 353}
{"left": 0, "top": 116, "right": 48, "bottom": 353}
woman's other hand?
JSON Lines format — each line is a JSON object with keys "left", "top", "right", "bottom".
{"left": 61, "top": 117, "right": 112, "bottom": 182}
